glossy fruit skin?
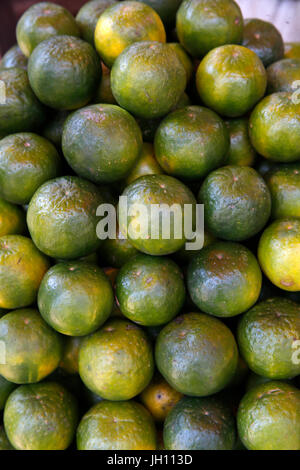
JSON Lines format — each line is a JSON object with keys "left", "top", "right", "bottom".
{"left": 168, "top": 43, "right": 193, "bottom": 83}
{"left": 16, "top": 2, "right": 80, "bottom": 57}
{"left": 136, "top": 0, "right": 182, "bottom": 28}
{"left": 238, "top": 298, "right": 300, "bottom": 380}
{"left": 155, "top": 312, "right": 238, "bottom": 396}
{"left": 242, "top": 18, "right": 284, "bottom": 67}
{"left": 4, "top": 382, "right": 78, "bottom": 450}
{"left": 111, "top": 41, "right": 186, "bottom": 119}
{"left": 225, "top": 118, "right": 256, "bottom": 166}
{"left": 237, "top": 381, "right": 300, "bottom": 450}
{"left": 28, "top": 35, "right": 101, "bottom": 110}
{"left": 197, "top": 45, "right": 267, "bottom": 118}
{"left": 155, "top": 105, "right": 229, "bottom": 180}
{"left": 0, "top": 45, "right": 27, "bottom": 70}
{"left": 187, "top": 242, "right": 262, "bottom": 318}
{"left": 0, "top": 133, "right": 61, "bottom": 205}
{"left": 59, "top": 336, "right": 82, "bottom": 375}
{"left": 38, "top": 262, "right": 113, "bottom": 336}
{"left": 94, "top": 63, "right": 117, "bottom": 104}
{"left": 264, "top": 163, "right": 300, "bottom": 218}
{"left": 199, "top": 165, "right": 271, "bottom": 241}
{"left": 125, "top": 143, "right": 163, "bottom": 185}
{"left": 116, "top": 254, "right": 185, "bottom": 326}
{"left": 0, "top": 235, "right": 49, "bottom": 309}
{"left": 284, "top": 42, "right": 300, "bottom": 59}
{"left": 140, "top": 373, "right": 183, "bottom": 421}
{"left": 177, "top": 0, "right": 243, "bottom": 58}
{"left": 118, "top": 174, "right": 197, "bottom": 256}
{"left": 0, "top": 68, "right": 45, "bottom": 136}
{"left": 267, "top": 58, "right": 300, "bottom": 93}
{"left": 258, "top": 218, "right": 300, "bottom": 291}
{"left": 94, "top": 1, "right": 166, "bottom": 67}
{"left": 164, "top": 396, "right": 236, "bottom": 450}
{"left": 42, "top": 110, "right": 70, "bottom": 148}
{"left": 249, "top": 92, "right": 300, "bottom": 162}
{"left": 77, "top": 400, "right": 157, "bottom": 450}
{"left": 62, "top": 104, "right": 142, "bottom": 184}
{"left": 0, "top": 376, "right": 16, "bottom": 410}
{"left": 79, "top": 318, "right": 154, "bottom": 400}
{"left": 76, "top": 0, "right": 117, "bottom": 44}
{"left": 0, "top": 424, "right": 13, "bottom": 450}
{"left": 27, "top": 176, "right": 105, "bottom": 259}
{"left": 0, "top": 309, "right": 63, "bottom": 384}
{"left": 0, "top": 199, "right": 26, "bottom": 237}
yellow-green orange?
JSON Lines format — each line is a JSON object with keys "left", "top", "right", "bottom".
{"left": 125, "top": 143, "right": 163, "bottom": 185}
{"left": 225, "top": 118, "right": 256, "bottom": 166}
{"left": 94, "top": 1, "right": 166, "bottom": 67}
{"left": 0, "top": 199, "right": 26, "bottom": 237}
{"left": 79, "top": 318, "right": 154, "bottom": 400}
{"left": 0, "top": 235, "right": 49, "bottom": 309}
{"left": 267, "top": 58, "right": 300, "bottom": 94}
{"left": 0, "top": 309, "right": 63, "bottom": 384}
{"left": 264, "top": 163, "right": 300, "bottom": 218}
{"left": 76, "top": 0, "right": 117, "bottom": 44}
{"left": 0, "top": 45, "right": 27, "bottom": 70}
{"left": 77, "top": 400, "right": 157, "bottom": 450}
{"left": 258, "top": 218, "right": 300, "bottom": 291}
{"left": 197, "top": 45, "right": 266, "bottom": 117}
{"left": 284, "top": 42, "right": 300, "bottom": 59}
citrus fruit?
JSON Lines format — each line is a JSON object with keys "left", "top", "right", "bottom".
{"left": 0, "top": 308, "right": 63, "bottom": 384}
{"left": 42, "top": 110, "right": 70, "bottom": 148}
{"left": 164, "top": 396, "right": 236, "bottom": 450}
{"left": 237, "top": 381, "right": 300, "bottom": 450}
{"left": 0, "top": 199, "right": 26, "bottom": 237}
{"left": 242, "top": 18, "right": 284, "bottom": 66}
{"left": 116, "top": 254, "right": 185, "bottom": 326}
{"left": 238, "top": 298, "right": 300, "bottom": 379}
{"left": 79, "top": 318, "right": 154, "bottom": 400}
{"left": 38, "top": 261, "right": 113, "bottom": 336}
{"left": 155, "top": 105, "right": 229, "bottom": 180}
{"left": 62, "top": 104, "right": 142, "bottom": 184}
{"left": 258, "top": 217, "right": 300, "bottom": 291}
{"left": 155, "top": 312, "right": 238, "bottom": 396}
{"left": 77, "top": 400, "right": 157, "bottom": 450}
{"left": 59, "top": 337, "right": 82, "bottom": 375}
{"left": 176, "top": 0, "right": 243, "bottom": 58}
{"left": 249, "top": 92, "right": 300, "bottom": 162}
{"left": 0, "top": 376, "right": 16, "bottom": 410}
{"left": 168, "top": 43, "right": 193, "bottom": 83}
{"left": 267, "top": 58, "right": 300, "bottom": 93}
{"left": 94, "top": 63, "right": 117, "bottom": 104}
{"left": 196, "top": 45, "right": 267, "bottom": 117}
{"left": 135, "top": 0, "right": 183, "bottom": 28}
{"left": 0, "top": 68, "right": 45, "bottom": 136}
{"left": 140, "top": 373, "right": 183, "bottom": 421}
{"left": 111, "top": 41, "right": 186, "bottom": 119}
{"left": 187, "top": 241, "right": 262, "bottom": 317}
{"left": 0, "top": 133, "right": 61, "bottom": 205}
{"left": 0, "top": 235, "right": 49, "bottom": 309}
{"left": 27, "top": 176, "right": 106, "bottom": 259}
{"left": 225, "top": 118, "right": 256, "bottom": 166}
{"left": 0, "top": 45, "right": 27, "bottom": 70}
{"left": 118, "top": 174, "right": 197, "bottom": 255}
{"left": 264, "top": 163, "right": 300, "bottom": 218}
{"left": 4, "top": 382, "right": 78, "bottom": 450}
{"left": 0, "top": 424, "right": 13, "bottom": 450}
{"left": 94, "top": 1, "right": 166, "bottom": 67}
{"left": 284, "top": 42, "right": 300, "bottom": 59}
{"left": 198, "top": 165, "right": 271, "bottom": 241}
{"left": 125, "top": 142, "right": 163, "bottom": 185}
{"left": 16, "top": 2, "right": 80, "bottom": 57}
{"left": 28, "top": 35, "right": 101, "bottom": 110}
{"left": 76, "top": 0, "right": 117, "bottom": 44}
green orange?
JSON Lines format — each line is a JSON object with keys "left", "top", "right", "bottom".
{"left": 264, "top": 163, "right": 300, "bottom": 218}
{"left": 0, "top": 376, "right": 16, "bottom": 410}
{"left": 197, "top": 45, "right": 267, "bottom": 117}
{"left": 0, "top": 45, "right": 27, "bottom": 70}
{"left": 125, "top": 142, "right": 163, "bottom": 185}
{"left": 79, "top": 318, "right": 154, "bottom": 400}
{"left": 176, "top": 0, "right": 243, "bottom": 58}
{"left": 0, "top": 133, "right": 61, "bottom": 205}
{"left": 94, "top": 1, "right": 166, "bottom": 67}
{"left": 0, "top": 309, "right": 63, "bottom": 384}
{"left": 101, "top": 224, "right": 139, "bottom": 268}
{"left": 77, "top": 400, "right": 157, "bottom": 450}
{"left": 284, "top": 42, "right": 300, "bottom": 59}
{"left": 0, "top": 235, "right": 49, "bottom": 309}
{"left": 267, "top": 58, "right": 300, "bottom": 93}
{"left": 258, "top": 218, "right": 300, "bottom": 291}
{"left": 237, "top": 381, "right": 300, "bottom": 450}
{"left": 242, "top": 18, "right": 284, "bottom": 66}
{"left": 4, "top": 382, "right": 78, "bottom": 450}
{"left": 0, "top": 199, "right": 26, "bottom": 237}
{"left": 76, "top": 0, "right": 117, "bottom": 44}
{"left": 225, "top": 118, "right": 256, "bottom": 166}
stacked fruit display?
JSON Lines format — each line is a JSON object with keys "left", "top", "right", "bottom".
{"left": 0, "top": 0, "right": 299, "bottom": 451}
